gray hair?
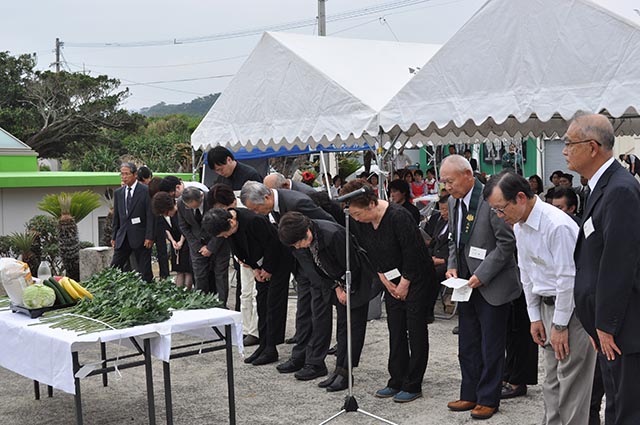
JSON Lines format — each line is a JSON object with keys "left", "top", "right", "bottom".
{"left": 120, "top": 162, "right": 137, "bottom": 174}
{"left": 240, "top": 181, "right": 271, "bottom": 205}
{"left": 182, "top": 186, "right": 203, "bottom": 204}
{"left": 441, "top": 154, "right": 473, "bottom": 173}
{"left": 571, "top": 112, "right": 615, "bottom": 151}
{"left": 266, "top": 172, "right": 287, "bottom": 188}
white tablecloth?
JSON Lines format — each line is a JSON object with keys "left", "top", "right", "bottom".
{"left": 0, "top": 308, "right": 243, "bottom": 394}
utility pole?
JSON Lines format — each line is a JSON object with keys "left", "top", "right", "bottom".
{"left": 53, "top": 38, "right": 64, "bottom": 72}
{"left": 318, "top": 0, "right": 327, "bottom": 36}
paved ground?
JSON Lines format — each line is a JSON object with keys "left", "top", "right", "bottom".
{"left": 0, "top": 292, "right": 556, "bottom": 425}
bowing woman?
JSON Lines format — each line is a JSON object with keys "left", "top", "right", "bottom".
{"left": 339, "top": 179, "right": 436, "bottom": 404}
{"left": 202, "top": 207, "right": 292, "bottom": 366}
{"left": 277, "top": 212, "right": 374, "bottom": 392}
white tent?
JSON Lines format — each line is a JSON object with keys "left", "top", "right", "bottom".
{"left": 379, "top": 0, "right": 640, "bottom": 139}
{"left": 191, "top": 32, "right": 441, "bottom": 152}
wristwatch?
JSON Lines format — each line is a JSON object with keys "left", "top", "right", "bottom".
{"left": 553, "top": 323, "right": 568, "bottom": 331}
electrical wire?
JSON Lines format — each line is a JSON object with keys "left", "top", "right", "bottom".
{"left": 64, "top": 54, "right": 248, "bottom": 70}
{"left": 64, "top": 0, "right": 437, "bottom": 48}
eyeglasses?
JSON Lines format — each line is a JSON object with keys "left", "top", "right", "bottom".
{"left": 490, "top": 205, "right": 509, "bottom": 215}
{"left": 562, "top": 137, "right": 602, "bottom": 147}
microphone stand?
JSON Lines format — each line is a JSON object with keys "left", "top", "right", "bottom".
{"left": 319, "top": 201, "right": 397, "bottom": 425}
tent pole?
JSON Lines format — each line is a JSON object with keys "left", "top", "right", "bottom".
{"left": 319, "top": 150, "right": 332, "bottom": 199}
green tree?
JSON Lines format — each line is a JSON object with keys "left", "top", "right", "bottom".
{"left": 0, "top": 51, "right": 38, "bottom": 139}
{"left": 38, "top": 191, "right": 101, "bottom": 280}
{"left": 24, "top": 71, "right": 137, "bottom": 157}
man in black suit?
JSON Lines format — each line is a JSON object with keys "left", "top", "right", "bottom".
{"left": 178, "top": 186, "right": 229, "bottom": 298}
{"left": 111, "top": 162, "right": 154, "bottom": 282}
{"left": 208, "top": 146, "right": 262, "bottom": 190}
{"left": 240, "top": 181, "right": 335, "bottom": 381}
{"left": 564, "top": 113, "right": 640, "bottom": 425}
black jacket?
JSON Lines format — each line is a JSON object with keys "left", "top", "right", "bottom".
{"left": 309, "top": 219, "right": 374, "bottom": 308}
{"left": 574, "top": 160, "right": 640, "bottom": 353}
{"left": 228, "top": 208, "right": 291, "bottom": 275}
{"left": 112, "top": 183, "right": 154, "bottom": 249}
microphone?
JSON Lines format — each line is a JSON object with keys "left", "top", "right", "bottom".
{"left": 335, "top": 187, "right": 368, "bottom": 203}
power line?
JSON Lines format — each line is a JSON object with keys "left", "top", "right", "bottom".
{"left": 64, "top": 0, "right": 436, "bottom": 48}
{"left": 124, "top": 75, "right": 234, "bottom": 86}
{"left": 65, "top": 54, "right": 248, "bottom": 70}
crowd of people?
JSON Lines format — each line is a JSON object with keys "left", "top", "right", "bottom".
{"left": 107, "top": 113, "right": 639, "bottom": 424}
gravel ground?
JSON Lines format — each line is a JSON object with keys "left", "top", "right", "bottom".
{"left": 0, "top": 292, "right": 554, "bottom": 425}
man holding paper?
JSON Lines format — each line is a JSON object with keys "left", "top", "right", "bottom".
{"left": 486, "top": 170, "right": 596, "bottom": 425}
{"left": 441, "top": 155, "right": 521, "bottom": 420}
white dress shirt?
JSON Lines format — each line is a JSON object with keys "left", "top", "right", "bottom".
{"left": 456, "top": 186, "right": 473, "bottom": 247}
{"left": 588, "top": 156, "right": 615, "bottom": 192}
{"left": 514, "top": 197, "right": 579, "bottom": 326}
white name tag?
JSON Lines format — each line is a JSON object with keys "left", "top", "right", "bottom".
{"left": 469, "top": 246, "right": 487, "bottom": 260}
{"left": 131, "top": 217, "right": 141, "bottom": 225}
{"left": 384, "top": 268, "right": 401, "bottom": 281}
{"left": 584, "top": 217, "right": 595, "bottom": 239}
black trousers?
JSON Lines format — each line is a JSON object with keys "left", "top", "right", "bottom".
{"left": 290, "top": 251, "right": 333, "bottom": 367}
{"left": 458, "top": 290, "right": 510, "bottom": 408}
{"left": 111, "top": 236, "right": 153, "bottom": 282}
{"left": 335, "top": 300, "right": 368, "bottom": 370}
{"left": 154, "top": 217, "right": 170, "bottom": 279}
{"left": 385, "top": 280, "right": 429, "bottom": 394}
{"left": 589, "top": 355, "right": 606, "bottom": 425}
{"left": 599, "top": 351, "right": 640, "bottom": 425}
{"left": 503, "top": 292, "right": 538, "bottom": 385}
{"left": 255, "top": 265, "right": 290, "bottom": 349}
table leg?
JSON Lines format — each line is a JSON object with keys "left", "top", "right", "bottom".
{"left": 72, "top": 351, "right": 84, "bottom": 425}
{"left": 100, "top": 342, "right": 108, "bottom": 387}
{"left": 225, "top": 325, "right": 236, "bottom": 425}
{"left": 33, "top": 380, "right": 40, "bottom": 400}
{"left": 163, "top": 361, "right": 173, "bottom": 425}
{"left": 143, "top": 338, "right": 157, "bottom": 425}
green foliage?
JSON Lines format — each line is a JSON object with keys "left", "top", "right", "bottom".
{"left": 38, "top": 191, "right": 101, "bottom": 223}
{"left": 0, "top": 235, "right": 14, "bottom": 257}
{"left": 0, "top": 51, "right": 38, "bottom": 139}
{"left": 26, "top": 215, "right": 61, "bottom": 275}
{"left": 139, "top": 93, "right": 220, "bottom": 117}
{"left": 338, "top": 155, "right": 362, "bottom": 179}
{"left": 69, "top": 144, "right": 120, "bottom": 172}
{"left": 79, "top": 241, "right": 94, "bottom": 250}
{"left": 8, "top": 231, "right": 35, "bottom": 256}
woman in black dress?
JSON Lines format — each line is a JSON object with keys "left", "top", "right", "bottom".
{"left": 202, "top": 207, "right": 292, "bottom": 366}
{"left": 339, "top": 179, "right": 436, "bottom": 403}
{"left": 151, "top": 192, "right": 193, "bottom": 289}
{"left": 277, "top": 212, "right": 373, "bottom": 392}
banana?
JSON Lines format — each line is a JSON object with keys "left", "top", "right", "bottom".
{"left": 60, "top": 277, "right": 81, "bottom": 300}
{"left": 69, "top": 278, "right": 93, "bottom": 300}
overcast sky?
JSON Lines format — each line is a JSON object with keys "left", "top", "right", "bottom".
{"left": 2, "top": 0, "right": 638, "bottom": 111}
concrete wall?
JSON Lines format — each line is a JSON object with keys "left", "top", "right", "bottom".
{"left": 0, "top": 186, "right": 112, "bottom": 247}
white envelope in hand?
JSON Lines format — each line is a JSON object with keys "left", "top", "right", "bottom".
{"left": 441, "top": 277, "right": 469, "bottom": 289}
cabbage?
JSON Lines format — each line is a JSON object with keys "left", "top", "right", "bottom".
{"left": 22, "top": 284, "right": 56, "bottom": 309}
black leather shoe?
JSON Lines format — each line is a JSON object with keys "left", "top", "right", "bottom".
{"left": 327, "top": 344, "right": 337, "bottom": 355}
{"left": 318, "top": 372, "right": 338, "bottom": 388}
{"left": 276, "top": 358, "right": 304, "bottom": 373}
{"left": 501, "top": 383, "right": 527, "bottom": 399}
{"left": 244, "top": 347, "right": 264, "bottom": 364}
{"left": 294, "top": 364, "right": 328, "bottom": 381}
{"left": 327, "top": 374, "right": 350, "bottom": 392}
{"left": 252, "top": 349, "right": 278, "bottom": 366}
{"left": 243, "top": 335, "right": 260, "bottom": 347}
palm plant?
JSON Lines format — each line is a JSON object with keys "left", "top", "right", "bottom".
{"left": 9, "top": 231, "right": 37, "bottom": 273}
{"left": 38, "top": 190, "right": 101, "bottom": 280}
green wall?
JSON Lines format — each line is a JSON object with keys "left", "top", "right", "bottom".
{"left": 0, "top": 155, "right": 38, "bottom": 172}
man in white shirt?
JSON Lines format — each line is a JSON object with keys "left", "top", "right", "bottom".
{"left": 485, "top": 170, "right": 596, "bottom": 425}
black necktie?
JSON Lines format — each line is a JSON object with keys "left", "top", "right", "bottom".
{"left": 271, "top": 211, "right": 281, "bottom": 224}
{"left": 126, "top": 187, "right": 132, "bottom": 214}
{"left": 194, "top": 207, "right": 202, "bottom": 224}
{"left": 457, "top": 199, "right": 468, "bottom": 244}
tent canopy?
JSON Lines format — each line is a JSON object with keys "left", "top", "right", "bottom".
{"left": 379, "top": 0, "right": 640, "bottom": 139}
{"left": 191, "top": 32, "right": 440, "bottom": 152}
